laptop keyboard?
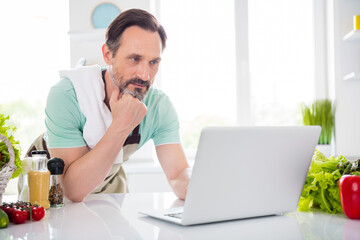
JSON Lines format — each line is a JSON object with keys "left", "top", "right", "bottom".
{"left": 165, "top": 212, "right": 183, "bottom": 219}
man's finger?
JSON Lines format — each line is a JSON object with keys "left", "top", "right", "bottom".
{"left": 109, "top": 87, "right": 120, "bottom": 106}
{"left": 122, "top": 90, "right": 143, "bottom": 101}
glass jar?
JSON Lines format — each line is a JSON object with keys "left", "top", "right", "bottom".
{"left": 18, "top": 157, "right": 32, "bottom": 202}
{"left": 28, "top": 150, "right": 50, "bottom": 209}
{"left": 47, "top": 158, "right": 65, "bottom": 208}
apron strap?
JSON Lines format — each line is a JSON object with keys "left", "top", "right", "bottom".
{"left": 124, "top": 125, "right": 140, "bottom": 147}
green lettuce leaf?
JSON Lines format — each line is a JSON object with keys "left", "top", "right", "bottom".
{"left": 0, "top": 113, "right": 22, "bottom": 178}
{"left": 298, "top": 149, "right": 347, "bottom": 214}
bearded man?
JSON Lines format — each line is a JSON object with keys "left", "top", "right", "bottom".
{"left": 45, "top": 9, "right": 190, "bottom": 202}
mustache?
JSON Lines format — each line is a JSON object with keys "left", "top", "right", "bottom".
{"left": 125, "top": 78, "right": 150, "bottom": 88}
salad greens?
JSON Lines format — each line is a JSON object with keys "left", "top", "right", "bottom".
{"left": 0, "top": 114, "right": 21, "bottom": 179}
{"left": 298, "top": 149, "right": 360, "bottom": 214}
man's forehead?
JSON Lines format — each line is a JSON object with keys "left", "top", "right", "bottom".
{"left": 118, "top": 26, "right": 162, "bottom": 55}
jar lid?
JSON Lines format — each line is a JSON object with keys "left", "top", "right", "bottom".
{"left": 31, "top": 150, "right": 48, "bottom": 156}
{"left": 47, "top": 157, "right": 65, "bottom": 175}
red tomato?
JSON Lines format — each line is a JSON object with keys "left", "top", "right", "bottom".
{"left": 12, "top": 209, "right": 28, "bottom": 224}
{"left": 4, "top": 207, "right": 14, "bottom": 222}
{"left": 31, "top": 206, "right": 45, "bottom": 221}
{"left": 339, "top": 175, "right": 360, "bottom": 219}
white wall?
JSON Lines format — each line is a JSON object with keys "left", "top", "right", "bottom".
{"left": 68, "top": 0, "right": 150, "bottom": 67}
{"left": 332, "top": 0, "right": 360, "bottom": 158}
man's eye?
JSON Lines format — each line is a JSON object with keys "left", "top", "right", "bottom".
{"left": 150, "top": 60, "right": 159, "bottom": 65}
{"left": 131, "top": 57, "right": 139, "bottom": 62}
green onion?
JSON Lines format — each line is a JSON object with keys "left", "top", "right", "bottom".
{"left": 301, "top": 99, "right": 334, "bottom": 144}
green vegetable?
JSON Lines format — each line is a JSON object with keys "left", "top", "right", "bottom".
{"left": 0, "top": 208, "right": 9, "bottom": 228}
{"left": 0, "top": 113, "right": 22, "bottom": 179}
{"left": 301, "top": 99, "right": 334, "bottom": 144}
{"left": 298, "top": 150, "right": 348, "bottom": 214}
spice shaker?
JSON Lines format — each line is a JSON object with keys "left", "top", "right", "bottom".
{"left": 47, "top": 157, "right": 65, "bottom": 208}
{"left": 28, "top": 150, "right": 50, "bottom": 209}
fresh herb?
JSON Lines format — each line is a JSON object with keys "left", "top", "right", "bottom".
{"left": 0, "top": 114, "right": 22, "bottom": 179}
{"left": 301, "top": 99, "right": 334, "bottom": 144}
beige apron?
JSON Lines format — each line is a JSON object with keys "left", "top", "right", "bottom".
{"left": 19, "top": 125, "right": 141, "bottom": 194}
{"left": 91, "top": 125, "right": 141, "bottom": 193}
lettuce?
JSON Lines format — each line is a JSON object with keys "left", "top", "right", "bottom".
{"left": 0, "top": 114, "right": 22, "bottom": 179}
{"left": 298, "top": 150, "right": 348, "bottom": 214}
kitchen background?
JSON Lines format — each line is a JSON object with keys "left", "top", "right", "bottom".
{"left": 1, "top": 0, "right": 359, "bottom": 194}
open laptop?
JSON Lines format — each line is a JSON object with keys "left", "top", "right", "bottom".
{"left": 139, "top": 126, "right": 321, "bottom": 226}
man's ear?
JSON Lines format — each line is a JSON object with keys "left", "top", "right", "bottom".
{"left": 102, "top": 44, "right": 112, "bottom": 65}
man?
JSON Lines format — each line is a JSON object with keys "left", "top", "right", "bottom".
{"left": 45, "top": 9, "right": 191, "bottom": 202}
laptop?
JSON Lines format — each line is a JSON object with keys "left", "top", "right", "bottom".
{"left": 139, "top": 126, "right": 321, "bottom": 226}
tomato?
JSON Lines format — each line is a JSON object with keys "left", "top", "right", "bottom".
{"left": 31, "top": 206, "right": 45, "bottom": 221}
{"left": 339, "top": 175, "right": 360, "bottom": 219}
{"left": 12, "top": 208, "right": 28, "bottom": 224}
{"left": 4, "top": 207, "right": 14, "bottom": 222}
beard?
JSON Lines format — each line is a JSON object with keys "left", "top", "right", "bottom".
{"left": 109, "top": 66, "right": 150, "bottom": 101}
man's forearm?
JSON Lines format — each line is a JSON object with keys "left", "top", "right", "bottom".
{"left": 59, "top": 128, "right": 130, "bottom": 202}
{"left": 169, "top": 167, "right": 192, "bottom": 200}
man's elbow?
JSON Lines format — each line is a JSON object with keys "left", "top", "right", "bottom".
{"left": 64, "top": 190, "right": 86, "bottom": 202}
{"left": 62, "top": 185, "right": 88, "bottom": 202}
{"left": 67, "top": 195, "right": 85, "bottom": 203}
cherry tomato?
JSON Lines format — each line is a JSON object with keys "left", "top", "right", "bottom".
{"left": 31, "top": 206, "right": 45, "bottom": 221}
{"left": 22, "top": 207, "right": 31, "bottom": 220}
{"left": 4, "top": 207, "right": 14, "bottom": 222}
{"left": 12, "top": 209, "right": 28, "bottom": 224}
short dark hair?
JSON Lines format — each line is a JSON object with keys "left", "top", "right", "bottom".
{"left": 105, "top": 9, "right": 167, "bottom": 57}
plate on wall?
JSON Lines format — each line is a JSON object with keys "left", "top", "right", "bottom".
{"left": 91, "top": 2, "right": 121, "bottom": 29}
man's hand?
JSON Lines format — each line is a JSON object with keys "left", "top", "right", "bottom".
{"left": 156, "top": 144, "right": 191, "bottom": 200}
{"left": 169, "top": 167, "right": 192, "bottom": 200}
{"left": 109, "top": 88, "right": 147, "bottom": 134}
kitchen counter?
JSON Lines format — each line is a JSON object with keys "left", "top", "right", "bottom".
{"left": 1, "top": 192, "right": 359, "bottom": 239}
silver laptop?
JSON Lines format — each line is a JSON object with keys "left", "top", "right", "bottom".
{"left": 139, "top": 126, "right": 321, "bottom": 226}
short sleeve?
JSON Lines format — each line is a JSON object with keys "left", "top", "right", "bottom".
{"left": 45, "top": 78, "right": 87, "bottom": 148}
{"left": 151, "top": 95, "right": 180, "bottom": 146}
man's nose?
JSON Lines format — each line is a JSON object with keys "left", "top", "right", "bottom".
{"left": 136, "top": 62, "right": 150, "bottom": 81}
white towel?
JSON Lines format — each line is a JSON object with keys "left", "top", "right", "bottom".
{"left": 59, "top": 65, "right": 124, "bottom": 164}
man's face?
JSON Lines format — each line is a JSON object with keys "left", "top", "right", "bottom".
{"left": 109, "top": 26, "right": 162, "bottom": 101}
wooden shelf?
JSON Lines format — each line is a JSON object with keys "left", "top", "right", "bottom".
{"left": 343, "top": 30, "right": 360, "bottom": 41}
{"left": 343, "top": 72, "right": 360, "bottom": 81}
{"left": 68, "top": 29, "right": 106, "bottom": 42}
{"left": 342, "top": 31, "right": 360, "bottom": 81}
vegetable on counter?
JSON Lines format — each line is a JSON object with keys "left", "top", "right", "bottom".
{"left": 0, "top": 209, "right": 9, "bottom": 228}
{"left": 339, "top": 175, "right": 360, "bottom": 219}
{"left": 0, "top": 113, "right": 22, "bottom": 179}
{"left": 298, "top": 150, "right": 360, "bottom": 214}
{"left": 31, "top": 206, "right": 45, "bottom": 221}
{"left": 0, "top": 201, "right": 45, "bottom": 226}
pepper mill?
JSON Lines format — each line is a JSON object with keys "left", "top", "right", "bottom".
{"left": 47, "top": 157, "right": 65, "bottom": 208}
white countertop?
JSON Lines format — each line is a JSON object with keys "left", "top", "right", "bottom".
{"left": 1, "top": 192, "right": 359, "bottom": 239}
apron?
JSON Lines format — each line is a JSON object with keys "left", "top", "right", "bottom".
{"left": 91, "top": 125, "right": 141, "bottom": 193}
{"left": 19, "top": 128, "right": 140, "bottom": 194}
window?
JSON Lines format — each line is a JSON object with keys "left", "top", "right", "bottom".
{"left": 158, "top": 0, "right": 237, "bottom": 153}
{"left": 1, "top": 0, "right": 69, "bottom": 194}
{"left": 157, "top": 0, "right": 316, "bottom": 156}
{"left": 0, "top": 0, "right": 69, "bottom": 152}
{"left": 248, "top": 0, "right": 315, "bottom": 126}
